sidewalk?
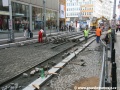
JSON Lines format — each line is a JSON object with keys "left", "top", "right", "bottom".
{"left": 115, "top": 32, "right": 120, "bottom": 88}
{"left": 0, "top": 29, "right": 62, "bottom": 45}
{"left": 0, "top": 29, "right": 58, "bottom": 39}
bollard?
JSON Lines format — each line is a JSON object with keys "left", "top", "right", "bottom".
{"left": 111, "top": 40, "right": 115, "bottom": 63}
{"left": 111, "top": 48, "right": 115, "bottom": 78}
{"left": 112, "top": 62, "right": 117, "bottom": 89}
{"left": 111, "top": 49, "right": 115, "bottom": 63}
{"left": 112, "top": 39, "right": 114, "bottom": 50}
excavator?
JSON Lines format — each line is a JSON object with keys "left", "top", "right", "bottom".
{"left": 90, "top": 16, "right": 109, "bottom": 30}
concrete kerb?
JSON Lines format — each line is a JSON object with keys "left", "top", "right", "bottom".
{"left": 0, "top": 31, "right": 77, "bottom": 45}
{"left": 23, "top": 38, "right": 95, "bottom": 90}
{"left": 0, "top": 32, "right": 61, "bottom": 49}
{"left": 0, "top": 33, "right": 94, "bottom": 49}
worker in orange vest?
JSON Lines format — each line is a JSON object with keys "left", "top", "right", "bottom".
{"left": 38, "top": 29, "right": 44, "bottom": 43}
{"left": 96, "top": 27, "right": 102, "bottom": 43}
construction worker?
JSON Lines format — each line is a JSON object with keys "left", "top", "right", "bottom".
{"left": 38, "top": 29, "right": 44, "bottom": 43}
{"left": 96, "top": 27, "right": 102, "bottom": 43}
{"left": 83, "top": 27, "right": 89, "bottom": 43}
{"left": 106, "top": 27, "right": 112, "bottom": 48}
{"left": 108, "top": 27, "right": 111, "bottom": 34}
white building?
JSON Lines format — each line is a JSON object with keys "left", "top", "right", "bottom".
{"left": 66, "top": 0, "right": 113, "bottom": 21}
{"left": 66, "top": 0, "right": 81, "bottom": 19}
{"left": 66, "top": 0, "right": 81, "bottom": 29}
{"left": 93, "top": 0, "right": 113, "bottom": 20}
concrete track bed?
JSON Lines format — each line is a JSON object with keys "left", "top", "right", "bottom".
{"left": 0, "top": 41, "right": 77, "bottom": 85}
{"left": 40, "top": 41, "right": 102, "bottom": 90}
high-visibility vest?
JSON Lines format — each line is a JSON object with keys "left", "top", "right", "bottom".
{"left": 108, "top": 29, "right": 111, "bottom": 33}
{"left": 108, "top": 29, "right": 111, "bottom": 38}
{"left": 96, "top": 28, "right": 101, "bottom": 36}
{"left": 84, "top": 30, "right": 89, "bottom": 37}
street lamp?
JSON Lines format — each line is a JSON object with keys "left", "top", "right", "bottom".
{"left": 112, "top": 0, "right": 116, "bottom": 29}
{"left": 9, "top": 0, "right": 14, "bottom": 42}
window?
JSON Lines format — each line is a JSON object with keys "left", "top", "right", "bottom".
{"left": 67, "top": 8, "right": 68, "bottom": 11}
{"left": 0, "top": 0, "right": 9, "bottom": 11}
{"left": 67, "top": 3, "right": 68, "bottom": 6}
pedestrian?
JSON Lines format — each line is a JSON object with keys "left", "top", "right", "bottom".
{"left": 24, "top": 26, "right": 28, "bottom": 38}
{"left": 116, "top": 25, "right": 119, "bottom": 32}
{"left": 95, "top": 27, "right": 102, "bottom": 43}
{"left": 28, "top": 27, "right": 33, "bottom": 38}
{"left": 119, "top": 25, "right": 120, "bottom": 31}
{"left": 66, "top": 24, "right": 69, "bottom": 31}
{"left": 0, "top": 17, "right": 3, "bottom": 31}
{"left": 27, "top": 27, "right": 30, "bottom": 38}
{"left": 69, "top": 25, "right": 71, "bottom": 32}
{"left": 38, "top": 29, "right": 44, "bottom": 43}
{"left": 83, "top": 27, "right": 89, "bottom": 43}
{"left": 106, "top": 27, "right": 112, "bottom": 48}
{"left": 104, "top": 33, "right": 109, "bottom": 44}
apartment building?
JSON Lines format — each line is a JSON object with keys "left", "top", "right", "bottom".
{"left": 92, "top": 0, "right": 113, "bottom": 20}
{"left": 66, "top": 0, "right": 113, "bottom": 24}
{"left": 66, "top": 0, "right": 80, "bottom": 22}
{"left": 80, "top": 0, "right": 93, "bottom": 20}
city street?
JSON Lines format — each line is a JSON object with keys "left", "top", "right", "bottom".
{"left": 0, "top": 0, "right": 120, "bottom": 90}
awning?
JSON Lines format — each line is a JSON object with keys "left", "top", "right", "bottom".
{"left": 0, "top": 11, "right": 9, "bottom": 15}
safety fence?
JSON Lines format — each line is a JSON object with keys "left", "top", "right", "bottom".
{"left": 99, "top": 38, "right": 108, "bottom": 89}
{"left": 99, "top": 31, "right": 117, "bottom": 90}
{"left": 0, "top": 31, "right": 14, "bottom": 42}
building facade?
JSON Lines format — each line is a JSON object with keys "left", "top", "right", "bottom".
{"left": 118, "top": 0, "right": 120, "bottom": 24}
{"left": 80, "top": 0, "right": 93, "bottom": 19}
{"left": 66, "top": 0, "right": 80, "bottom": 22}
{"left": 66, "top": 0, "right": 113, "bottom": 24}
{"left": 0, "top": 0, "right": 59, "bottom": 31}
{"left": 93, "top": 0, "right": 113, "bottom": 20}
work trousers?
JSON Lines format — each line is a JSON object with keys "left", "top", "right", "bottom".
{"left": 96, "top": 36, "right": 100, "bottom": 43}
{"left": 84, "top": 36, "right": 88, "bottom": 43}
{"left": 38, "top": 33, "right": 43, "bottom": 43}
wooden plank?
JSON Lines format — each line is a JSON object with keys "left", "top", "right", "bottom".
{"left": 54, "top": 66, "right": 63, "bottom": 68}
{"left": 32, "top": 84, "right": 40, "bottom": 90}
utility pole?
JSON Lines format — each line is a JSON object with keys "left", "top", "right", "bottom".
{"left": 9, "top": 0, "right": 14, "bottom": 42}
{"left": 112, "top": 0, "right": 116, "bottom": 29}
{"left": 43, "top": 0, "right": 46, "bottom": 36}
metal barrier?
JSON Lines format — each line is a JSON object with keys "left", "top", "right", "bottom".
{"left": 0, "top": 31, "right": 14, "bottom": 42}
{"left": 111, "top": 30, "right": 117, "bottom": 89}
{"left": 0, "top": 31, "right": 10, "bottom": 40}
{"left": 99, "top": 39, "right": 109, "bottom": 89}
{"left": 99, "top": 30, "right": 117, "bottom": 89}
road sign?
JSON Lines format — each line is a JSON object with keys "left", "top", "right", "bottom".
{"left": 9, "top": 19, "right": 12, "bottom": 30}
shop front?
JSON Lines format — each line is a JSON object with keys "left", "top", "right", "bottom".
{"left": 32, "top": 7, "right": 42, "bottom": 30}
{"left": 0, "top": 0, "right": 9, "bottom": 31}
{"left": 46, "top": 10, "right": 57, "bottom": 30}
{"left": 12, "top": 2, "right": 29, "bottom": 32}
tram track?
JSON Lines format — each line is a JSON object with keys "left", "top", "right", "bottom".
{"left": 0, "top": 32, "right": 95, "bottom": 90}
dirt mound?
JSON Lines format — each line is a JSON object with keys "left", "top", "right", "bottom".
{"left": 73, "top": 77, "right": 99, "bottom": 90}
